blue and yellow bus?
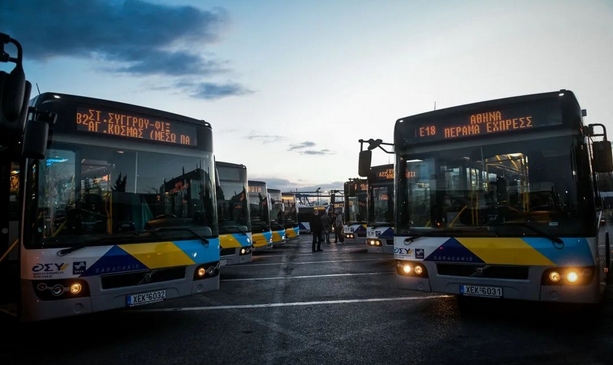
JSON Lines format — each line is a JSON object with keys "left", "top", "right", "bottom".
{"left": 365, "top": 164, "right": 395, "bottom": 253}
{"left": 282, "top": 192, "right": 300, "bottom": 240}
{"left": 1, "top": 91, "right": 220, "bottom": 321}
{"left": 267, "top": 188, "right": 287, "bottom": 247}
{"left": 216, "top": 161, "right": 252, "bottom": 265}
{"left": 343, "top": 179, "right": 368, "bottom": 243}
{"left": 362, "top": 89, "right": 613, "bottom": 305}
{"left": 248, "top": 180, "right": 273, "bottom": 250}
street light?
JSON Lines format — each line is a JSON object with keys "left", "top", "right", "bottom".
{"left": 316, "top": 187, "right": 321, "bottom": 205}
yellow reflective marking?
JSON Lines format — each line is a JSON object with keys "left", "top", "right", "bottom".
{"left": 220, "top": 233, "right": 242, "bottom": 249}
{"left": 456, "top": 238, "right": 554, "bottom": 266}
{"left": 252, "top": 233, "right": 269, "bottom": 248}
{"left": 272, "top": 231, "right": 283, "bottom": 243}
{"left": 286, "top": 229, "right": 298, "bottom": 238}
{"left": 119, "top": 241, "right": 195, "bottom": 268}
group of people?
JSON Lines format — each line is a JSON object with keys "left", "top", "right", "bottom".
{"left": 309, "top": 209, "right": 344, "bottom": 252}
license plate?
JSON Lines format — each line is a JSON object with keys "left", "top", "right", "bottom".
{"left": 220, "top": 259, "right": 227, "bottom": 267}
{"left": 126, "top": 290, "right": 166, "bottom": 307}
{"left": 460, "top": 285, "right": 502, "bottom": 298}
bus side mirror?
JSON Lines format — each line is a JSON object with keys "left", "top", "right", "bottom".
{"left": 358, "top": 150, "right": 372, "bottom": 177}
{"left": 592, "top": 141, "right": 613, "bottom": 173}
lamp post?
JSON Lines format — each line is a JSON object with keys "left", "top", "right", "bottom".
{"left": 316, "top": 187, "right": 321, "bottom": 205}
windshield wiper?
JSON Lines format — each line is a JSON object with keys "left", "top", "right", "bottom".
{"left": 491, "top": 221, "right": 563, "bottom": 244}
{"left": 221, "top": 225, "right": 247, "bottom": 235}
{"left": 56, "top": 231, "right": 163, "bottom": 256}
{"left": 147, "top": 227, "right": 210, "bottom": 245}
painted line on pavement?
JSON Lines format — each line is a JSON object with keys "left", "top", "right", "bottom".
{"left": 136, "top": 295, "right": 450, "bottom": 312}
{"left": 221, "top": 271, "right": 393, "bottom": 282}
{"left": 232, "top": 258, "right": 390, "bottom": 267}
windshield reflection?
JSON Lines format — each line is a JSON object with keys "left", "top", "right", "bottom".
{"left": 30, "top": 143, "right": 217, "bottom": 248}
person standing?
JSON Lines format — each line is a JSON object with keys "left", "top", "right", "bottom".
{"left": 334, "top": 212, "right": 344, "bottom": 243}
{"left": 320, "top": 211, "right": 331, "bottom": 244}
{"left": 310, "top": 209, "right": 323, "bottom": 252}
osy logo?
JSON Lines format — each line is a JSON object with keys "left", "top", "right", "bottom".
{"left": 32, "top": 263, "right": 69, "bottom": 272}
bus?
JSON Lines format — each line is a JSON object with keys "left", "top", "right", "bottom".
{"left": 365, "top": 164, "right": 395, "bottom": 253}
{"left": 281, "top": 192, "right": 300, "bottom": 240}
{"left": 248, "top": 180, "right": 273, "bottom": 250}
{"left": 343, "top": 179, "right": 368, "bottom": 243}
{"left": 360, "top": 89, "right": 613, "bottom": 305}
{"left": 268, "top": 188, "right": 287, "bottom": 246}
{"left": 1, "top": 92, "right": 221, "bottom": 322}
{"left": 216, "top": 161, "right": 252, "bottom": 266}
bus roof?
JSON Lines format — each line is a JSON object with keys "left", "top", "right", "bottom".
{"left": 395, "top": 90, "right": 578, "bottom": 124}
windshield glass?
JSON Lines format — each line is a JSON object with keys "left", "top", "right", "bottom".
{"left": 396, "top": 135, "right": 592, "bottom": 237}
{"left": 282, "top": 196, "right": 297, "bottom": 224}
{"left": 28, "top": 141, "right": 217, "bottom": 248}
{"left": 217, "top": 180, "right": 250, "bottom": 233}
{"left": 249, "top": 186, "right": 270, "bottom": 232}
{"left": 368, "top": 183, "right": 394, "bottom": 224}
{"left": 346, "top": 192, "right": 367, "bottom": 223}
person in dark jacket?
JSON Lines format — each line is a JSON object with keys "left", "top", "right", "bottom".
{"left": 310, "top": 209, "right": 323, "bottom": 252}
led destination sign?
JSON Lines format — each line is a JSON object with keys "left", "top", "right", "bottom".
{"left": 75, "top": 107, "right": 198, "bottom": 146}
{"left": 404, "top": 102, "right": 562, "bottom": 143}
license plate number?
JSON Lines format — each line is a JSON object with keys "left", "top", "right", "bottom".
{"left": 460, "top": 285, "right": 502, "bottom": 298}
{"left": 220, "top": 259, "right": 227, "bottom": 267}
{"left": 126, "top": 290, "right": 166, "bottom": 307}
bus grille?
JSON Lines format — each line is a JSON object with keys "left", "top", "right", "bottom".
{"left": 436, "top": 264, "right": 529, "bottom": 280}
{"left": 101, "top": 267, "right": 186, "bottom": 289}
{"left": 220, "top": 248, "right": 237, "bottom": 256}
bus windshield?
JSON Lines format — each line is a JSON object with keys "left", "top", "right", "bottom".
{"left": 396, "top": 135, "right": 593, "bottom": 237}
{"left": 347, "top": 192, "right": 367, "bottom": 223}
{"left": 217, "top": 181, "right": 250, "bottom": 233}
{"left": 28, "top": 140, "right": 217, "bottom": 249}
{"left": 369, "top": 183, "right": 394, "bottom": 224}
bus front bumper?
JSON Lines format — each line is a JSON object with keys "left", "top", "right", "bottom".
{"left": 396, "top": 268, "right": 600, "bottom": 304}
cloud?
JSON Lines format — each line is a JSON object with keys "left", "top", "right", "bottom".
{"left": 187, "top": 81, "right": 254, "bottom": 100}
{"left": 301, "top": 149, "right": 334, "bottom": 155}
{"left": 288, "top": 141, "right": 316, "bottom": 151}
{"left": 246, "top": 133, "right": 287, "bottom": 144}
{"left": 0, "top": 0, "right": 251, "bottom": 100}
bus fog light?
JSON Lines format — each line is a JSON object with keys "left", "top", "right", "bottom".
{"left": 582, "top": 268, "right": 592, "bottom": 277}
{"left": 549, "top": 271, "right": 561, "bottom": 283}
{"left": 197, "top": 267, "right": 206, "bottom": 277}
{"left": 240, "top": 248, "right": 246, "bottom": 255}
{"left": 567, "top": 271, "right": 579, "bottom": 283}
{"left": 414, "top": 265, "right": 423, "bottom": 275}
{"left": 206, "top": 266, "right": 216, "bottom": 276}
{"left": 403, "top": 264, "right": 411, "bottom": 274}
{"left": 69, "top": 283, "right": 82, "bottom": 295}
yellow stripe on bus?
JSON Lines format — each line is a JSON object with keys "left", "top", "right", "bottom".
{"left": 455, "top": 237, "right": 555, "bottom": 266}
{"left": 252, "top": 233, "right": 269, "bottom": 248}
{"left": 220, "top": 233, "right": 242, "bottom": 248}
{"left": 119, "top": 242, "right": 195, "bottom": 268}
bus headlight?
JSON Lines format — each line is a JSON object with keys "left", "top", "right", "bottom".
{"left": 542, "top": 266, "right": 594, "bottom": 286}
{"left": 548, "top": 271, "right": 561, "bottom": 283}
{"left": 566, "top": 271, "right": 579, "bottom": 283}
{"left": 396, "top": 260, "right": 428, "bottom": 278}
{"left": 197, "top": 267, "right": 206, "bottom": 278}
{"left": 32, "top": 279, "right": 90, "bottom": 300}
{"left": 70, "top": 282, "right": 82, "bottom": 295}
{"left": 194, "top": 262, "right": 220, "bottom": 280}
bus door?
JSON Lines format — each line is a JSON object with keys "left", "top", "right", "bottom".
{"left": 0, "top": 155, "right": 21, "bottom": 317}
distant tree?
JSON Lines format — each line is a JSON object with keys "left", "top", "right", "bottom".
{"left": 112, "top": 173, "right": 127, "bottom": 192}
